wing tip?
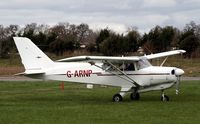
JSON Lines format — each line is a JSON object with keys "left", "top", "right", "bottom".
{"left": 178, "top": 50, "right": 186, "bottom": 53}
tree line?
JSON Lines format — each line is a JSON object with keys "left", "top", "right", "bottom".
{"left": 0, "top": 21, "right": 200, "bottom": 58}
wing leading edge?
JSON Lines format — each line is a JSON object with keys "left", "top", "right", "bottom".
{"left": 57, "top": 56, "right": 140, "bottom": 62}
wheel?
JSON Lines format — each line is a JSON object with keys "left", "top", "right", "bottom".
{"left": 161, "top": 95, "right": 169, "bottom": 101}
{"left": 113, "top": 94, "right": 123, "bottom": 102}
{"left": 130, "top": 92, "right": 140, "bottom": 100}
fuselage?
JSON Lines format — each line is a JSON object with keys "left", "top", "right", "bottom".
{"left": 30, "top": 61, "right": 180, "bottom": 92}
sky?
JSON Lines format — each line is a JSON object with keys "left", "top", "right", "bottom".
{"left": 0, "top": 0, "right": 200, "bottom": 34}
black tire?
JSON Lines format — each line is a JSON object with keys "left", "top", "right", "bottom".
{"left": 113, "top": 94, "right": 123, "bottom": 102}
{"left": 161, "top": 95, "right": 169, "bottom": 101}
{"left": 130, "top": 92, "right": 140, "bottom": 100}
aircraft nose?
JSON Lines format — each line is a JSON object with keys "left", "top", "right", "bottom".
{"left": 175, "top": 68, "right": 184, "bottom": 76}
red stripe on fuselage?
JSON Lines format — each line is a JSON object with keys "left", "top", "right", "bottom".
{"left": 92, "top": 72, "right": 171, "bottom": 76}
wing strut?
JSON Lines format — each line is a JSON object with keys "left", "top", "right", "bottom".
{"left": 160, "top": 57, "right": 168, "bottom": 66}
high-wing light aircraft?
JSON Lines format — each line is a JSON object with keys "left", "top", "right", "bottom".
{"left": 13, "top": 37, "right": 185, "bottom": 102}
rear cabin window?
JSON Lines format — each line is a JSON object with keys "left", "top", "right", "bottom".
{"left": 102, "top": 63, "right": 136, "bottom": 71}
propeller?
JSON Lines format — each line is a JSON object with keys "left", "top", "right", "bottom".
{"left": 174, "top": 69, "right": 184, "bottom": 95}
{"left": 175, "top": 76, "right": 180, "bottom": 95}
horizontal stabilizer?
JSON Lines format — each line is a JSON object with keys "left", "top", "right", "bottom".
{"left": 14, "top": 72, "right": 26, "bottom": 76}
{"left": 14, "top": 70, "right": 45, "bottom": 76}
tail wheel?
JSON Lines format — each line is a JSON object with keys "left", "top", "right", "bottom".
{"left": 130, "top": 92, "right": 140, "bottom": 100}
{"left": 113, "top": 94, "right": 123, "bottom": 102}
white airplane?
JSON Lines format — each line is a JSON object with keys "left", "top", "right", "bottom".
{"left": 13, "top": 37, "right": 185, "bottom": 102}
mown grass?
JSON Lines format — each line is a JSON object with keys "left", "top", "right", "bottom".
{"left": 0, "top": 81, "right": 199, "bottom": 124}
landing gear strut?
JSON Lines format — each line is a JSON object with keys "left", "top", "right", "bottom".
{"left": 161, "top": 90, "right": 169, "bottom": 101}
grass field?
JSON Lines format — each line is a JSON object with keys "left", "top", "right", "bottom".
{"left": 0, "top": 81, "right": 200, "bottom": 124}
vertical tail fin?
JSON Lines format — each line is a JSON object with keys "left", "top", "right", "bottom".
{"left": 13, "top": 37, "right": 54, "bottom": 72}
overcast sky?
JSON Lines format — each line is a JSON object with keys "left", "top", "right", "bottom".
{"left": 0, "top": 0, "right": 200, "bottom": 34}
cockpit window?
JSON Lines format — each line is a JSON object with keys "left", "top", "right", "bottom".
{"left": 136, "top": 58, "right": 152, "bottom": 69}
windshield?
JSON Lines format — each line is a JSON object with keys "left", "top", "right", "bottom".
{"left": 137, "top": 58, "right": 152, "bottom": 69}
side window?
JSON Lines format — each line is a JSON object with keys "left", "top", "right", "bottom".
{"left": 125, "top": 63, "right": 135, "bottom": 71}
{"left": 102, "top": 63, "right": 113, "bottom": 71}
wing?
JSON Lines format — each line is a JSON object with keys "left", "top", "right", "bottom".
{"left": 57, "top": 56, "right": 140, "bottom": 62}
{"left": 144, "top": 50, "right": 186, "bottom": 60}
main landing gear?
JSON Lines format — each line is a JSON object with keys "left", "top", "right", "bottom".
{"left": 113, "top": 94, "right": 123, "bottom": 102}
{"left": 112, "top": 91, "right": 140, "bottom": 102}
{"left": 130, "top": 92, "right": 140, "bottom": 100}
{"left": 161, "top": 90, "right": 169, "bottom": 101}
